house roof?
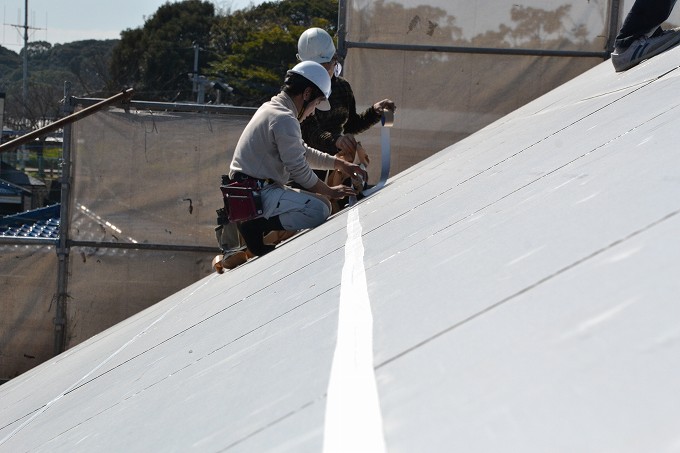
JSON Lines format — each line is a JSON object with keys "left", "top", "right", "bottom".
{"left": 0, "top": 162, "right": 46, "bottom": 187}
{"left": 0, "top": 179, "right": 32, "bottom": 195}
{"left": 2, "top": 49, "right": 680, "bottom": 452}
{"left": 0, "top": 204, "right": 60, "bottom": 239}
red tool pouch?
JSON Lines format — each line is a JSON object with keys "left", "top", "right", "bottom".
{"left": 220, "top": 179, "right": 264, "bottom": 222}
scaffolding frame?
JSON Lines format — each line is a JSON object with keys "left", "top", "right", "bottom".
{"left": 1, "top": 83, "right": 256, "bottom": 356}
{"left": 2, "top": 0, "right": 628, "bottom": 366}
{"left": 336, "top": 0, "right": 623, "bottom": 59}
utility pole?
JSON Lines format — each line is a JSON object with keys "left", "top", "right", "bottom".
{"left": 5, "top": 0, "right": 43, "bottom": 124}
{"left": 192, "top": 42, "right": 199, "bottom": 94}
{"left": 20, "top": 0, "right": 29, "bottom": 170}
{"left": 5, "top": 0, "right": 45, "bottom": 169}
{"left": 22, "top": 0, "right": 28, "bottom": 110}
{"left": 192, "top": 42, "right": 206, "bottom": 104}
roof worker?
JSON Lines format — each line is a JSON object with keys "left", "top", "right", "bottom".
{"left": 611, "top": 0, "right": 680, "bottom": 72}
{"left": 297, "top": 27, "right": 396, "bottom": 196}
{"left": 229, "top": 60, "right": 367, "bottom": 256}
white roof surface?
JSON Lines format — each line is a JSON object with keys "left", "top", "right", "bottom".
{"left": 2, "top": 50, "right": 680, "bottom": 452}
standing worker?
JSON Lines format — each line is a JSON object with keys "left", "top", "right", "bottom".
{"left": 228, "top": 61, "right": 367, "bottom": 256}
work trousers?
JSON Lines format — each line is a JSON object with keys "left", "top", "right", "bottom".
{"left": 616, "top": 0, "right": 678, "bottom": 48}
{"left": 260, "top": 183, "right": 332, "bottom": 231}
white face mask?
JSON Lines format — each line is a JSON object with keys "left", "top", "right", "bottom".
{"left": 334, "top": 62, "right": 342, "bottom": 78}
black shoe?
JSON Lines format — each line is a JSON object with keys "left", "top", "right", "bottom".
{"left": 237, "top": 216, "right": 283, "bottom": 256}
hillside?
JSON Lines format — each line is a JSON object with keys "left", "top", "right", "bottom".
{"left": 0, "top": 40, "right": 118, "bottom": 129}
{"left": 0, "top": 40, "right": 117, "bottom": 93}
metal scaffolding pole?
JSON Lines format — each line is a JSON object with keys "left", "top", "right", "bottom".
{"left": 51, "top": 85, "right": 135, "bottom": 355}
{"left": 337, "top": 0, "right": 348, "bottom": 60}
{"left": 606, "top": 0, "right": 623, "bottom": 52}
{"left": 54, "top": 82, "right": 73, "bottom": 355}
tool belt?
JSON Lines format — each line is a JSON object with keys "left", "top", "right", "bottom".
{"left": 220, "top": 173, "right": 267, "bottom": 222}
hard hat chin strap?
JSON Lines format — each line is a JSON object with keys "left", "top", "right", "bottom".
{"left": 298, "top": 92, "right": 312, "bottom": 120}
{"left": 298, "top": 99, "right": 309, "bottom": 120}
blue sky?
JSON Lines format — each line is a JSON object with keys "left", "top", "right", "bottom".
{"left": 1, "top": 0, "right": 266, "bottom": 49}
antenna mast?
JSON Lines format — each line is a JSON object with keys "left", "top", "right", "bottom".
{"left": 22, "top": 0, "right": 28, "bottom": 111}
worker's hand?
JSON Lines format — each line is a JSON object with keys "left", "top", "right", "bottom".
{"left": 334, "top": 159, "right": 368, "bottom": 182}
{"left": 335, "top": 134, "right": 357, "bottom": 156}
{"left": 373, "top": 99, "right": 396, "bottom": 115}
{"left": 326, "top": 184, "right": 358, "bottom": 199}
{"left": 336, "top": 141, "right": 357, "bottom": 164}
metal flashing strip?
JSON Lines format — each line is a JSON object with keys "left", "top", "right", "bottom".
{"left": 362, "top": 110, "right": 393, "bottom": 197}
{"left": 349, "top": 110, "right": 393, "bottom": 206}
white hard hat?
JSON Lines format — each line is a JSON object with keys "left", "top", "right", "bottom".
{"left": 297, "top": 28, "right": 336, "bottom": 64}
{"left": 288, "top": 61, "right": 332, "bottom": 111}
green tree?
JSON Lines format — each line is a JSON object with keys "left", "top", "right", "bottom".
{"left": 48, "top": 40, "right": 117, "bottom": 95}
{"left": 109, "top": 0, "right": 218, "bottom": 101}
{"left": 209, "top": 0, "right": 338, "bottom": 106}
{"left": 107, "top": 0, "right": 338, "bottom": 104}
{"left": 0, "top": 45, "right": 21, "bottom": 72}
{"left": 109, "top": 28, "right": 144, "bottom": 90}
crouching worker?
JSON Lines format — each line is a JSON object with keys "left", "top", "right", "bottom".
{"left": 229, "top": 61, "right": 367, "bottom": 256}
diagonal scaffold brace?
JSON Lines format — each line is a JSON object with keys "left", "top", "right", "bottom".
{"left": 0, "top": 87, "right": 134, "bottom": 154}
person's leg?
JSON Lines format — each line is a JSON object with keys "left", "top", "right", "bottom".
{"left": 611, "top": 0, "right": 680, "bottom": 71}
{"left": 237, "top": 215, "right": 283, "bottom": 256}
{"left": 237, "top": 186, "right": 331, "bottom": 256}
{"left": 271, "top": 189, "right": 331, "bottom": 230}
{"left": 616, "top": 0, "right": 677, "bottom": 49}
